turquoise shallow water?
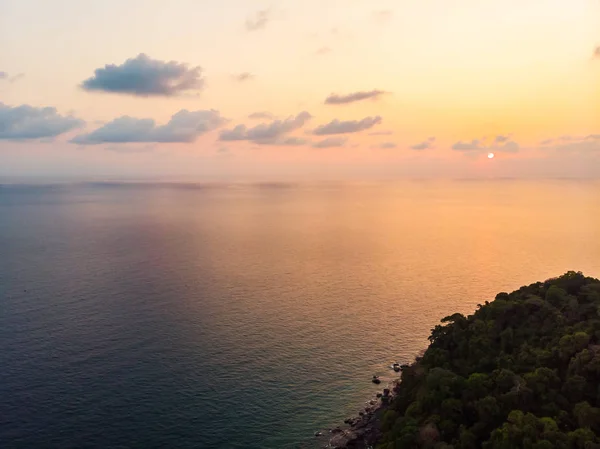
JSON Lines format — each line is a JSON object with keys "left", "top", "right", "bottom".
{"left": 1, "top": 181, "right": 599, "bottom": 448}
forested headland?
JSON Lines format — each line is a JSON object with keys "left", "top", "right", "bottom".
{"left": 377, "top": 271, "right": 600, "bottom": 449}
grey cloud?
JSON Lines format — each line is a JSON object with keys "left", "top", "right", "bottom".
{"left": 246, "top": 136, "right": 309, "bottom": 146}
{"left": 540, "top": 135, "right": 593, "bottom": 146}
{"left": 493, "top": 141, "right": 520, "bottom": 153}
{"left": 9, "top": 73, "right": 25, "bottom": 83}
{"left": 282, "top": 137, "right": 309, "bottom": 146}
{"left": 378, "top": 142, "right": 397, "bottom": 149}
{"left": 71, "top": 109, "right": 226, "bottom": 145}
{"left": 0, "top": 102, "right": 84, "bottom": 140}
{"left": 313, "top": 137, "right": 347, "bottom": 148}
{"left": 325, "top": 90, "right": 386, "bottom": 105}
{"left": 105, "top": 144, "right": 156, "bottom": 153}
{"left": 313, "top": 116, "right": 382, "bottom": 135}
{"left": 494, "top": 135, "right": 509, "bottom": 143}
{"left": 246, "top": 10, "right": 270, "bottom": 31}
{"left": 219, "top": 111, "right": 312, "bottom": 144}
{"left": 411, "top": 137, "right": 436, "bottom": 150}
{"left": 0, "top": 71, "right": 7, "bottom": 79}
{"left": 316, "top": 47, "right": 332, "bottom": 55}
{"left": 81, "top": 54, "right": 204, "bottom": 97}
{"left": 594, "top": 46, "right": 600, "bottom": 58}
{"left": 545, "top": 135, "right": 600, "bottom": 152}
{"left": 234, "top": 72, "right": 254, "bottom": 82}
{"left": 373, "top": 10, "right": 393, "bottom": 22}
{"left": 248, "top": 112, "right": 274, "bottom": 120}
{"left": 453, "top": 138, "right": 519, "bottom": 153}
{"left": 452, "top": 139, "right": 483, "bottom": 151}
{"left": 369, "top": 130, "right": 393, "bottom": 136}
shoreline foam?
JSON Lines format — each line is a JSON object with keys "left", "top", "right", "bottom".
{"left": 315, "top": 378, "right": 400, "bottom": 449}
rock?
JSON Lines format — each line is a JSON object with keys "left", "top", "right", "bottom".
{"left": 376, "top": 393, "right": 382, "bottom": 398}
{"left": 383, "top": 388, "right": 390, "bottom": 397}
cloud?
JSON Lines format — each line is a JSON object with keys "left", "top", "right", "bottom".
{"left": 373, "top": 10, "right": 393, "bottom": 22}
{"left": 452, "top": 139, "right": 483, "bottom": 151}
{"left": 219, "top": 111, "right": 312, "bottom": 144}
{"left": 9, "top": 73, "right": 25, "bottom": 83}
{"left": 282, "top": 137, "right": 309, "bottom": 146}
{"left": 377, "top": 142, "right": 397, "bottom": 149}
{"left": 325, "top": 90, "right": 387, "bottom": 105}
{"left": 594, "top": 46, "right": 600, "bottom": 59}
{"left": 313, "top": 137, "right": 347, "bottom": 148}
{"left": 542, "top": 134, "right": 600, "bottom": 152}
{"left": 410, "top": 137, "right": 436, "bottom": 150}
{"left": 452, "top": 137, "right": 519, "bottom": 153}
{"left": 248, "top": 112, "right": 274, "bottom": 120}
{"left": 316, "top": 46, "right": 332, "bottom": 55}
{"left": 71, "top": 109, "right": 226, "bottom": 145}
{"left": 105, "top": 144, "right": 156, "bottom": 153}
{"left": 0, "top": 71, "right": 7, "bottom": 79}
{"left": 313, "top": 116, "right": 382, "bottom": 135}
{"left": 81, "top": 54, "right": 204, "bottom": 97}
{"left": 369, "top": 130, "right": 393, "bottom": 136}
{"left": 246, "top": 10, "right": 270, "bottom": 31}
{"left": 233, "top": 72, "right": 254, "bottom": 82}
{"left": 493, "top": 141, "right": 520, "bottom": 153}
{"left": 0, "top": 102, "right": 84, "bottom": 140}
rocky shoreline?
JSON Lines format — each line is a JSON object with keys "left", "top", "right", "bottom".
{"left": 315, "top": 379, "right": 400, "bottom": 449}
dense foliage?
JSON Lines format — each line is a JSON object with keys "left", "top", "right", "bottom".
{"left": 377, "top": 272, "right": 600, "bottom": 449}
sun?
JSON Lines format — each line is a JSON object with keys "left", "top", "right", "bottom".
{"left": 487, "top": 152, "right": 495, "bottom": 159}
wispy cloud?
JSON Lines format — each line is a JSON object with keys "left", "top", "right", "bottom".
{"left": 248, "top": 112, "right": 275, "bottom": 120}
{"left": 9, "top": 73, "right": 25, "bottom": 83}
{"left": 369, "top": 130, "right": 393, "bottom": 136}
{"left": 541, "top": 134, "right": 600, "bottom": 152}
{"left": 373, "top": 10, "right": 393, "bottom": 22}
{"left": 594, "top": 46, "right": 600, "bottom": 59}
{"left": 376, "top": 142, "right": 397, "bottom": 149}
{"left": 282, "top": 137, "right": 309, "bottom": 146}
{"left": 325, "top": 90, "right": 387, "bottom": 105}
{"left": 313, "top": 137, "right": 347, "bottom": 148}
{"left": 81, "top": 54, "right": 204, "bottom": 97}
{"left": 0, "top": 102, "right": 84, "bottom": 140}
{"left": 105, "top": 144, "right": 156, "bottom": 153}
{"left": 219, "top": 111, "right": 312, "bottom": 144}
{"left": 233, "top": 72, "right": 254, "bottom": 82}
{"left": 71, "top": 109, "right": 226, "bottom": 144}
{"left": 452, "top": 139, "right": 483, "bottom": 151}
{"left": 316, "top": 46, "right": 332, "bottom": 55}
{"left": 0, "top": 71, "right": 7, "bottom": 80}
{"left": 410, "top": 137, "right": 436, "bottom": 150}
{"left": 313, "top": 116, "right": 382, "bottom": 135}
{"left": 246, "top": 10, "right": 270, "bottom": 31}
{"left": 452, "top": 136, "right": 519, "bottom": 153}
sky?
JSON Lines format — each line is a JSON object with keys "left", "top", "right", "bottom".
{"left": 1, "top": 0, "right": 599, "bottom": 181}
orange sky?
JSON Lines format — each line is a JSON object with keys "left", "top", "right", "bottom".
{"left": 1, "top": 0, "right": 599, "bottom": 180}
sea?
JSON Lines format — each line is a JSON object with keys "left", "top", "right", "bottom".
{"left": 1, "top": 180, "right": 599, "bottom": 449}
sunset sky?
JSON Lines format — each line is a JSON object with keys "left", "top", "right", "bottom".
{"left": 1, "top": 0, "right": 599, "bottom": 180}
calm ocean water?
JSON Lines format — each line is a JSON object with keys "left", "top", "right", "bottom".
{"left": 1, "top": 180, "right": 599, "bottom": 448}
